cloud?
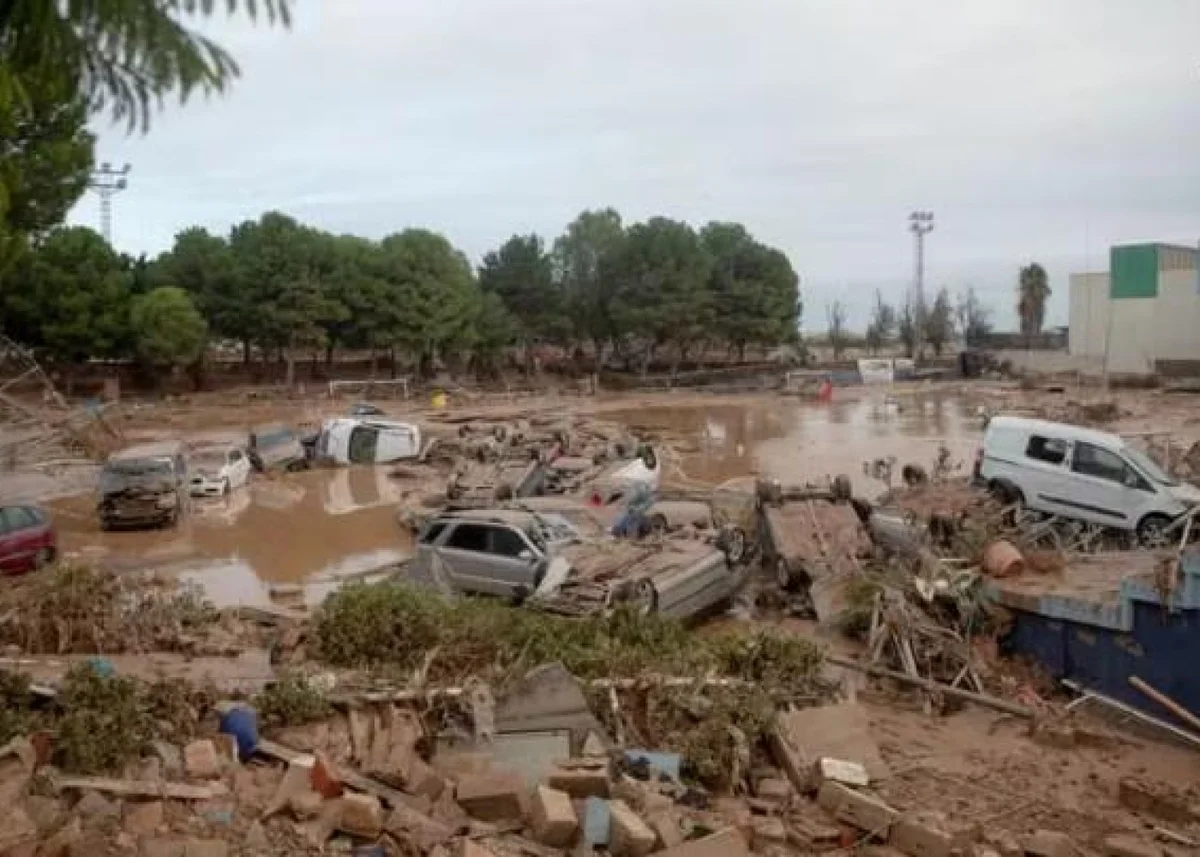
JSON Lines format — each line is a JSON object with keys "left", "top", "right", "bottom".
{"left": 73, "top": 0, "right": 1200, "bottom": 329}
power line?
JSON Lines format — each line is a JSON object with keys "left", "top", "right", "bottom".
{"left": 88, "top": 162, "right": 131, "bottom": 244}
{"left": 908, "top": 210, "right": 934, "bottom": 358}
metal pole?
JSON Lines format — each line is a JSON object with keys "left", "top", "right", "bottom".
{"left": 908, "top": 211, "right": 934, "bottom": 360}
{"left": 88, "top": 162, "right": 131, "bottom": 244}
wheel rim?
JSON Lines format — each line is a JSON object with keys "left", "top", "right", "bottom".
{"left": 1140, "top": 519, "right": 1171, "bottom": 548}
{"left": 632, "top": 580, "right": 656, "bottom": 615}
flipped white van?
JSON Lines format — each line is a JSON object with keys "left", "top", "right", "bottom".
{"left": 975, "top": 415, "right": 1200, "bottom": 545}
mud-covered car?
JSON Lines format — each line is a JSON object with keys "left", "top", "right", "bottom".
{"left": 98, "top": 441, "right": 190, "bottom": 530}
{"left": 406, "top": 507, "right": 744, "bottom": 620}
{"left": 248, "top": 424, "right": 308, "bottom": 472}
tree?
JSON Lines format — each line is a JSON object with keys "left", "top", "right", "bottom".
{"left": 130, "top": 286, "right": 206, "bottom": 368}
{"left": 956, "top": 288, "right": 993, "bottom": 348}
{"left": 1017, "top": 263, "right": 1051, "bottom": 341}
{"left": 478, "top": 234, "right": 562, "bottom": 360}
{"left": 0, "top": 0, "right": 292, "bottom": 132}
{"left": 898, "top": 296, "right": 917, "bottom": 358}
{"left": 923, "top": 288, "right": 954, "bottom": 356}
{"left": 0, "top": 226, "right": 132, "bottom": 366}
{"left": 0, "top": 74, "right": 94, "bottom": 275}
{"left": 825, "top": 301, "right": 849, "bottom": 360}
{"left": 608, "top": 217, "right": 712, "bottom": 374}
{"left": 864, "top": 289, "right": 895, "bottom": 355}
{"left": 153, "top": 227, "right": 243, "bottom": 351}
{"left": 552, "top": 208, "right": 625, "bottom": 365}
{"left": 701, "top": 222, "right": 800, "bottom": 363}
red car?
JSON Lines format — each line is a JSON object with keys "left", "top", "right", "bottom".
{"left": 0, "top": 505, "right": 57, "bottom": 575}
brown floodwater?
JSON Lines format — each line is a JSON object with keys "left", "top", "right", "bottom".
{"left": 49, "top": 390, "right": 981, "bottom": 607}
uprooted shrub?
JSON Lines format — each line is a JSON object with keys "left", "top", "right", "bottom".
{"left": 313, "top": 580, "right": 826, "bottom": 691}
{"left": 0, "top": 563, "right": 218, "bottom": 655}
{"left": 254, "top": 672, "right": 332, "bottom": 727}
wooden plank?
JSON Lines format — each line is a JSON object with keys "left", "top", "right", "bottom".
{"left": 55, "top": 775, "right": 219, "bottom": 800}
{"left": 255, "top": 738, "right": 410, "bottom": 808}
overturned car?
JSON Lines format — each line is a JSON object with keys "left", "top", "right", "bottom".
{"left": 405, "top": 507, "right": 745, "bottom": 621}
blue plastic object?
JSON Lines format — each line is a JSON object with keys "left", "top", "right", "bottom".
{"left": 625, "top": 749, "right": 682, "bottom": 782}
{"left": 583, "top": 797, "right": 611, "bottom": 846}
{"left": 218, "top": 705, "right": 259, "bottom": 761}
{"left": 86, "top": 657, "right": 115, "bottom": 678}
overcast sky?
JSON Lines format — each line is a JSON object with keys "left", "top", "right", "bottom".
{"left": 72, "top": 0, "right": 1200, "bottom": 331}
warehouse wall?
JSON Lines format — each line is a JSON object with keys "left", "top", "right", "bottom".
{"left": 1153, "top": 267, "right": 1200, "bottom": 362}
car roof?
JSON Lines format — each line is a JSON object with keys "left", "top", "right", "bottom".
{"left": 987, "top": 415, "right": 1124, "bottom": 448}
{"left": 110, "top": 440, "right": 186, "bottom": 460}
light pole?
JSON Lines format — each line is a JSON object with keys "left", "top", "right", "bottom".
{"left": 88, "top": 162, "right": 131, "bottom": 244}
{"left": 908, "top": 210, "right": 934, "bottom": 359}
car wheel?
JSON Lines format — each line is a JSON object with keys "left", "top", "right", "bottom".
{"left": 631, "top": 579, "right": 658, "bottom": 616}
{"left": 1137, "top": 514, "right": 1174, "bottom": 549}
{"left": 33, "top": 548, "right": 54, "bottom": 569}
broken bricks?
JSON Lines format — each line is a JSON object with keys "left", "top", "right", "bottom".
{"left": 816, "top": 780, "right": 898, "bottom": 837}
{"left": 455, "top": 772, "right": 525, "bottom": 822}
{"left": 609, "top": 799, "right": 657, "bottom": 857}
{"left": 530, "top": 785, "right": 577, "bottom": 847}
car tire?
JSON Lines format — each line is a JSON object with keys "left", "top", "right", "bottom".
{"left": 631, "top": 579, "right": 658, "bottom": 616}
{"left": 1137, "top": 513, "right": 1174, "bottom": 548}
{"left": 33, "top": 548, "right": 55, "bottom": 569}
{"left": 988, "top": 480, "right": 1024, "bottom": 507}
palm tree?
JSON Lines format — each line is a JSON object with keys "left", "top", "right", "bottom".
{"left": 1017, "top": 263, "right": 1051, "bottom": 342}
{"left": 0, "top": 0, "right": 291, "bottom": 131}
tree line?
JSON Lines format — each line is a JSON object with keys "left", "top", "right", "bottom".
{"left": 0, "top": 210, "right": 802, "bottom": 381}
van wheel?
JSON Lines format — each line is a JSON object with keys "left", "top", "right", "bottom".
{"left": 1137, "top": 514, "right": 1173, "bottom": 548}
{"left": 631, "top": 579, "right": 658, "bottom": 616}
{"left": 988, "top": 480, "right": 1023, "bottom": 507}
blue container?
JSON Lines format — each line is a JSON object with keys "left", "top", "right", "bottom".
{"left": 218, "top": 705, "right": 259, "bottom": 761}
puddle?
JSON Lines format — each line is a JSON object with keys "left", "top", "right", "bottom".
{"left": 609, "top": 390, "right": 981, "bottom": 497}
{"left": 50, "top": 466, "right": 415, "bottom": 607}
{"left": 47, "top": 390, "right": 982, "bottom": 607}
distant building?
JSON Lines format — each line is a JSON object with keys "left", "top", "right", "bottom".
{"left": 1069, "top": 242, "right": 1199, "bottom": 376}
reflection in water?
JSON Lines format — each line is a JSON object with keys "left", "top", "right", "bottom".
{"left": 610, "top": 392, "right": 980, "bottom": 498}
{"left": 50, "top": 391, "right": 982, "bottom": 606}
{"left": 51, "top": 467, "right": 414, "bottom": 592}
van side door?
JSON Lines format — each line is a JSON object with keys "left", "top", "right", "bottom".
{"left": 1065, "top": 441, "right": 1141, "bottom": 527}
{"left": 1019, "top": 434, "right": 1076, "bottom": 518}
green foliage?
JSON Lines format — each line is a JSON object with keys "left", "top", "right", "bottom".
{"left": 313, "top": 580, "right": 825, "bottom": 691}
{"left": 0, "top": 74, "right": 94, "bottom": 275}
{"left": 553, "top": 208, "right": 626, "bottom": 354}
{"left": 0, "top": 671, "right": 35, "bottom": 746}
{"left": 55, "top": 665, "right": 154, "bottom": 775}
{"left": 254, "top": 673, "right": 332, "bottom": 727}
{"left": 479, "top": 234, "right": 563, "bottom": 345}
{"left": 0, "top": 0, "right": 292, "bottom": 133}
{"left": 0, "top": 226, "right": 132, "bottom": 363}
{"left": 1017, "top": 263, "right": 1051, "bottom": 338}
{"left": 130, "top": 286, "right": 207, "bottom": 367}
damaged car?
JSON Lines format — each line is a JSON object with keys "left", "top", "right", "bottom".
{"left": 316, "top": 417, "right": 422, "bottom": 465}
{"left": 248, "top": 424, "right": 309, "bottom": 472}
{"left": 98, "top": 441, "right": 190, "bottom": 530}
{"left": 189, "top": 441, "right": 253, "bottom": 497}
{"left": 406, "top": 507, "right": 745, "bottom": 620}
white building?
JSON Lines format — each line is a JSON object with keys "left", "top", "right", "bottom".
{"left": 1069, "top": 243, "right": 1200, "bottom": 376}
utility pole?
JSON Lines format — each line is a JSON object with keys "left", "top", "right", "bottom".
{"left": 88, "top": 162, "right": 131, "bottom": 244}
{"left": 908, "top": 210, "right": 934, "bottom": 359}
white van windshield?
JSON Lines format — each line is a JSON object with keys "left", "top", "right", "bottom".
{"left": 1124, "top": 447, "right": 1178, "bottom": 487}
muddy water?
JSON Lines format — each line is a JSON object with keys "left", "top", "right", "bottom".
{"left": 612, "top": 390, "right": 980, "bottom": 494}
{"left": 49, "top": 390, "right": 981, "bottom": 607}
{"left": 51, "top": 466, "right": 416, "bottom": 608}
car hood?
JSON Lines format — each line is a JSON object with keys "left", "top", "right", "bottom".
{"left": 1170, "top": 482, "right": 1200, "bottom": 505}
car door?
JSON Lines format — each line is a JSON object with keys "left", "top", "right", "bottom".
{"left": 1018, "top": 434, "right": 1078, "bottom": 519}
{"left": 436, "top": 522, "right": 503, "bottom": 595}
{"left": 1065, "top": 441, "right": 1139, "bottom": 527}
{"left": 485, "top": 525, "right": 542, "bottom": 593}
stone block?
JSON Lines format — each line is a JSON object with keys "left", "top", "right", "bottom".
{"left": 649, "top": 811, "right": 683, "bottom": 850}
{"left": 338, "top": 792, "right": 383, "bottom": 838}
{"left": 531, "top": 786, "right": 577, "bottom": 847}
{"left": 754, "top": 777, "right": 792, "bottom": 804}
{"left": 813, "top": 757, "right": 870, "bottom": 788}
{"left": 123, "top": 800, "right": 164, "bottom": 836}
{"left": 1103, "top": 834, "right": 1163, "bottom": 857}
{"left": 548, "top": 766, "right": 611, "bottom": 799}
{"left": 891, "top": 812, "right": 960, "bottom": 857}
{"left": 1023, "top": 830, "right": 1076, "bottom": 857}
{"left": 609, "top": 799, "right": 656, "bottom": 857}
{"left": 456, "top": 772, "right": 525, "bottom": 822}
{"left": 384, "top": 803, "right": 455, "bottom": 853}
{"left": 817, "top": 780, "right": 897, "bottom": 836}
{"left": 658, "top": 828, "right": 751, "bottom": 857}
{"left": 752, "top": 816, "right": 788, "bottom": 849}
{"left": 183, "top": 740, "right": 221, "bottom": 780}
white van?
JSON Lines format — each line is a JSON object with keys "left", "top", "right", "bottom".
{"left": 975, "top": 415, "right": 1200, "bottom": 545}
